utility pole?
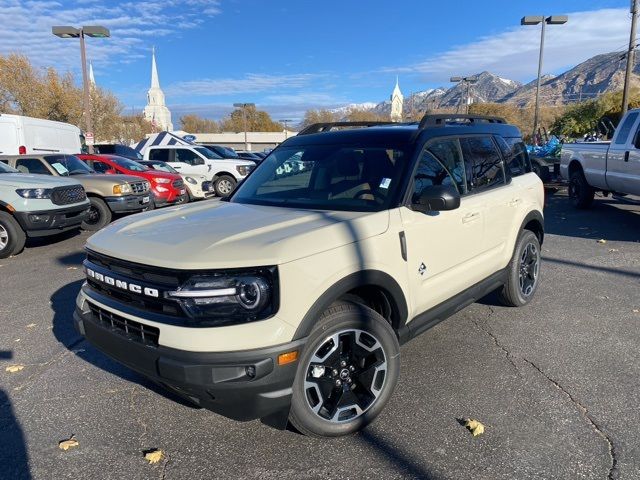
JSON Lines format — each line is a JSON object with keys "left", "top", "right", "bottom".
{"left": 233, "top": 102, "right": 255, "bottom": 150}
{"left": 450, "top": 76, "right": 477, "bottom": 114}
{"left": 622, "top": 0, "right": 638, "bottom": 115}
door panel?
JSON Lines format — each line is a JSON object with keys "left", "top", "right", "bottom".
{"left": 606, "top": 111, "right": 640, "bottom": 195}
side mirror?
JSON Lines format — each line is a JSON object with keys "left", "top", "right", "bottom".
{"left": 412, "top": 185, "right": 461, "bottom": 212}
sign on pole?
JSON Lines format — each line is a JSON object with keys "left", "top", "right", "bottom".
{"left": 85, "top": 132, "right": 94, "bottom": 146}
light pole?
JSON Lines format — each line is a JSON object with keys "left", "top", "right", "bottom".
{"left": 52, "top": 26, "right": 110, "bottom": 154}
{"left": 622, "top": 0, "right": 638, "bottom": 115}
{"left": 279, "top": 119, "right": 293, "bottom": 139}
{"left": 233, "top": 102, "right": 255, "bottom": 150}
{"left": 450, "top": 76, "right": 478, "bottom": 114}
{"left": 521, "top": 15, "right": 568, "bottom": 143}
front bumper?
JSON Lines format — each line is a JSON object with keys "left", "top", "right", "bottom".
{"left": 105, "top": 194, "right": 150, "bottom": 213}
{"left": 152, "top": 192, "right": 187, "bottom": 207}
{"left": 14, "top": 204, "right": 90, "bottom": 237}
{"left": 74, "top": 304, "right": 304, "bottom": 421}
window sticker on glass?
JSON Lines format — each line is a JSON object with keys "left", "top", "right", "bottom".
{"left": 51, "top": 162, "right": 69, "bottom": 175}
{"left": 379, "top": 177, "right": 392, "bottom": 189}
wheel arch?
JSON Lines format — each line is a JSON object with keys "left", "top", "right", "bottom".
{"left": 520, "top": 210, "right": 544, "bottom": 245}
{"left": 292, "top": 270, "right": 409, "bottom": 340}
{"left": 568, "top": 159, "right": 584, "bottom": 177}
{"left": 213, "top": 171, "right": 237, "bottom": 180}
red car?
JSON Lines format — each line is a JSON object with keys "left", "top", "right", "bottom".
{"left": 78, "top": 154, "right": 187, "bottom": 207}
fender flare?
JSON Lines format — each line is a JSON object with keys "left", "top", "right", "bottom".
{"left": 519, "top": 209, "right": 544, "bottom": 244}
{"left": 292, "top": 269, "right": 408, "bottom": 340}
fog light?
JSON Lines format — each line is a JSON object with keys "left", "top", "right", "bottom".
{"left": 245, "top": 366, "right": 256, "bottom": 378}
{"left": 28, "top": 214, "right": 50, "bottom": 223}
{"left": 278, "top": 351, "right": 298, "bottom": 365}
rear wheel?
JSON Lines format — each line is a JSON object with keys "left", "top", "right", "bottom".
{"left": 81, "top": 197, "right": 112, "bottom": 231}
{"left": 498, "top": 230, "right": 541, "bottom": 307}
{"left": 0, "top": 211, "right": 26, "bottom": 258}
{"left": 214, "top": 175, "right": 236, "bottom": 197}
{"left": 289, "top": 302, "right": 400, "bottom": 437}
{"left": 569, "top": 170, "right": 595, "bottom": 209}
{"left": 531, "top": 161, "right": 550, "bottom": 183}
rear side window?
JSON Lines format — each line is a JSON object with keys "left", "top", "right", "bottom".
{"left": 413, "top": 139, "right": 467, "bottom": 196}
{"left": 95, "top": 145, "right": 114, "bottom": 154}
{"left": 460, "top": 137, "right": 505, "bottom": 192}
{"left": 495, "top": 137, "right": 531, "bottom": 177}
{"left": 15, "top": 158, "right": 50, "bottom": 175}
{"left": 149, "top": 149, "right": 169, "bottom": 162}
{"left": 614, "top": 112, "right": 639, "bottom": 145}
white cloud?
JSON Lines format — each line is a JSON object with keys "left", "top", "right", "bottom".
{"left": 388, "top": 8, "right": 633, "bottom": 83}
{"left": 167, "top": 73, "right": 323, "bottom": 97}
{"left": 0, "top": 0, "right": 222, "bottom": 71}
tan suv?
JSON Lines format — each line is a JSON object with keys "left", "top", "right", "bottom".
{"left": 74, "top": 115, "right": 544, "bottom": 437}
{"left": 2, "top": 154, "right": 150, "bottom": 230}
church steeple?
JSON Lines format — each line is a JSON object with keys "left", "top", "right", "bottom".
{"left": 151, "top": 46, "right": 160, "bottom": 89}
{"left": 390, "top": 76, "right": 403, "bottom": 122}
{"left": 143, "top": 48, "right": 173, "bottom": 131}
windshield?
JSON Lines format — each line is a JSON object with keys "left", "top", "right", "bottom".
{"left": 147, "top": 161, "right": 177, "bottom": 174}
{"left": 195, "top": 147, "right": 222, "bottom": 159}
{"left": 231, "top": 145, "right": 407, "bottom": 212}
{"left": 109, "top": 156, "right": 147, "bottom": 172}
{"left": 43, "top": 154, "right": 93, "bottom": 175}
{"left": 0, "top": 161, "right": 19, "bottom": 174}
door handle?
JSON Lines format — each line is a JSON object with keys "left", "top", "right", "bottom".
{"left": 624, "top": 151, "right": 630, "bottom": 162}
{"left": 462, "top": 212, "right": 480, "bottom": 223}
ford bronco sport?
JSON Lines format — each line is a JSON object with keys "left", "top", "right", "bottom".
{"left": 74, "top": 115, "right": 544, "bottom": 437}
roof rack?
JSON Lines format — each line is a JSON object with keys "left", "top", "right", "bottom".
{"left": 297, "top": 121, "right": 395, "bottom": 136}
{"left": 418, "top": 114, "right": 506, "bottom": 130}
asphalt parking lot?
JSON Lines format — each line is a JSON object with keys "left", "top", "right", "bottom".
{"left": 1, "top": 188, "right": 639, "bottom": 480}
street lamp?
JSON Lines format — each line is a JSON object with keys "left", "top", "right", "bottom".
{"left": 521, "top": 15, "right": 568, "bottom": 143}
{"left": 233, "top": 102, "right": 255, "bottom": 151}
{"left": 450, "top": 76, "right": 478, "bottom": 114}
{"left": 279, "top": 119, "right": 293, "bottom": 139}
{"left": 52, "top": 26, "right": 110, "bottom": 154}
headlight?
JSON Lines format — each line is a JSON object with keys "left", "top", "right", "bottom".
{"left": 113, "top": 183, "right": 132, "bottom": 194}
{"left": 154, "top": 177, "right": 171, "bottom": 184}
{"left": 236, "top": 165, "right": 254, "bottom": 176}
{"left": 166, "top": 268, "right": 278, "bottom": 326}
{"left": 185, "top": 176, "right": 197, "bottom": 185}
{"left": 15, "top": 188, "right": 52, "bottom": 199}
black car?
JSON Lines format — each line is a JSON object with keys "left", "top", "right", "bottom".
{"left": 94, "top": 144, "right": 143, "bottom": 161}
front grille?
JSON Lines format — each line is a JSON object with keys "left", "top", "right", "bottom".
{"left": 130, "top": 181, "right": 149, "bottom": 194}
{"left": 87, "top": 302, "right": 159, "bottom": 347}
{"left": 51, "top": 185, "right": 87, "bottom": 205}
{"left": 172, "top": 179, "right": 184, "bottom": 188}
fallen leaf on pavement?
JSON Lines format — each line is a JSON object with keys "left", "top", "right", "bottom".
{"left": 608, "top": 249, "right": 619, "bottom": 253}
{"left": 144, "top": 449, "right": 164, "bottom": 464}
{"left": 5, "top": 365, "right": 24, "bottom": 373}
{"left": 597, "top": 239, "right": 607, "bottom": 244}
{"left": 66, "top": 266, "right": 78, "bottom": 270}
{"left": 633, "top": 309, "right": 639, "bottom": 313}
{"left": 58, "top": 436, "right": 79, "bottom": 451}
{"left": 25, "top": 323, "right": 36, "bottom": 328}
{"left": 463, "top": 419, "right": 485, "bottom": 437}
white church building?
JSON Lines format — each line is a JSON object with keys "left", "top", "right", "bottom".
{"left": 143, "top": 49, "right": 173, "bottom": 131}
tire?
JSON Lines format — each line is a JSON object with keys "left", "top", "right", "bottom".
{"left": 214, "top": 175, "right": 236, "bottom": 197}
{"left": 568, "top": 170, "right": 595, "bottom": 209}
{"left": 81, "top": 197, "right": 112, "bottom": 231}
{"left": 289, "top": 301, "right": 400, "bottom": 438}
{"left": 498, "top": 230, "right": 541, "bottom": 307}
{"left": 531, "top": 161, "right": 550, "bottom": 183}
{"left": 0, "top": 211, "right": 26, "bottom": 258}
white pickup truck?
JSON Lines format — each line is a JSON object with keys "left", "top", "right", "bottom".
{"left": 560, "top": 109, "right": 640, "bottom": 208}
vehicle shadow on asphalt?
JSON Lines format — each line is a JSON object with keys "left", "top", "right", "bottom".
{"left": 544, "top": 190, "right": 640, "bottom": 243}
{"left": 49, "top": 280, "right": 199, "bottom": 409}
{"left": 24, "top": 229, "right": 84, "bottom": 251}
{"left": 0, "top": 351, "right": 32, "bottom": 480}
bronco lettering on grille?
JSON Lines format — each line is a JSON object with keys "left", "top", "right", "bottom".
{"left": 86, "top": 268, "right": 160, "bottom": 298}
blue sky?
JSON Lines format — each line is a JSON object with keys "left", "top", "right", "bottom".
{"left": 0, "top": 0, "right": 634, "bottom": 122}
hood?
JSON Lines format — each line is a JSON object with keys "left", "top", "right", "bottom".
{"left": 0, "top": 173, "right": 81, "bottom": 188}
{"left": 138, "top": 169, "right": 180, "bottom": 180}
{"left": 87, "top": 201, "right": 389, "bottom": 269}
{"left": 70, "top": 174, "right": 148, "bottom": 187}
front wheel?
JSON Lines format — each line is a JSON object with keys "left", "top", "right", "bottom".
{"left": 0, "top": 211, "right": 26, "bottom": 258}
{"left": 81, "top": 197, "right": 112, "bottom": 231}
{"left": 289, "top": 302, "right": 400, "bottom": 437}
{"left": 214, "top": 175, "right": 236, "bottom": 197}
{"left": 498, "top": 230, "right": 541, "bottom": 307}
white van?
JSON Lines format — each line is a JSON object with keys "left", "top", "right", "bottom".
{"left": 0, "top": 114, "right": 82, "bottom": 155}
